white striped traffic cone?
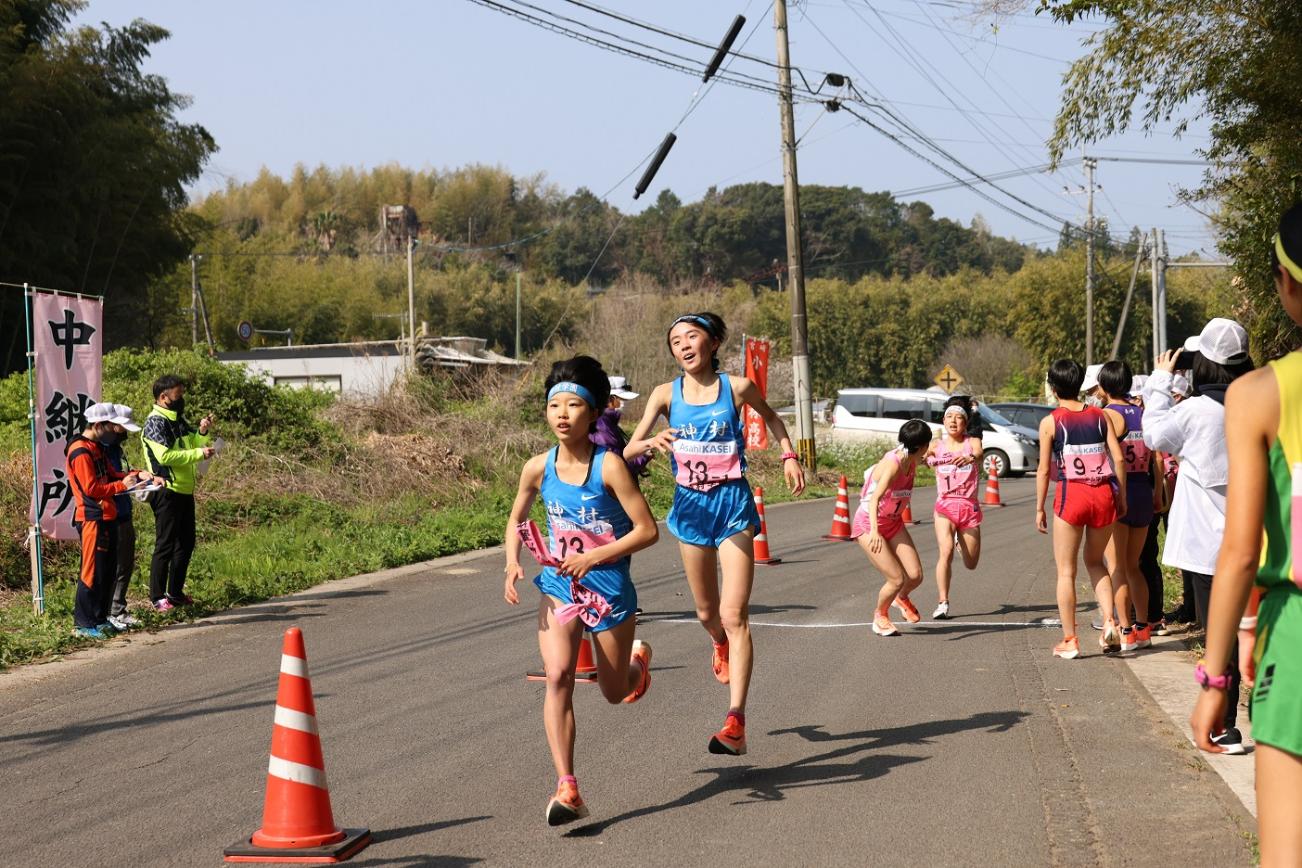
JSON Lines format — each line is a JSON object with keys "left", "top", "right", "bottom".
{"left": 822, "top": 474, "right": 853, "bottom": 541}
{"left": 753, "top": 486, "right": 782, "bottom": 565}
{"left": 224, "top": 627, "right": 371, "bottom": 863}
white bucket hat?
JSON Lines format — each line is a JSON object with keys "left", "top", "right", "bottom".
{"left": 1081, "top": 364, "right": 1104, "bottom": 393}
{"left": 85, "top": 402, "right": 141, "bottom": 432}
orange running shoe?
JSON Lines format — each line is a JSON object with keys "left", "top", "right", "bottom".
{"left": 1134, "top": 623, "right": 1153, "bottom": 649}
{"left": 872, "top": 612, "right": 899, "bottom": 637}
{"left": 623, "top": 640, "right": 652, "bottom": 703}
{"left": 893, "top": 595, "right": 922, "bottom": 623}
{"left": 708, "top": 714, "right": 747, "bottom": 756}
{"left": 545, "top": 780, "right": 589, "bottom": 826}
{"left": 712, "top": 639, "right": 730, "bottom": 684}
{"left": 1053, "top": 636, "right": 1081, "bottom": 659}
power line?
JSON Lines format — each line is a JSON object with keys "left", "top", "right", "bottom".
{"left": 839, "top": 104, "right": 1061, "bottom": 233}
{"left": 463, "top": 0, "right": 822, "bottom": 103}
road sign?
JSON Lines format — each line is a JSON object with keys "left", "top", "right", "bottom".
{"left": 934, "top": 364, "right": 965, "bottom": 394}
{"left": 237, "top": 320, "right": 253, "bottom": 342}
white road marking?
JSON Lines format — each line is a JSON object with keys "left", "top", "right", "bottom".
{"left": 650, "top": 618, "right": 1061, "bottom": 629}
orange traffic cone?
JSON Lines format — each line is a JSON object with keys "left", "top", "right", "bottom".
{"left": 224, "top": 628, "right": 370, "bottom": 863}
{"left": 901, "top": 501, "right": 918, "bottom": 525}
{"left": 822, "top": 474, "right": 853, "bottom": 541}
{"left": 983, "top": 463, "right": 1005, "bottom": 508}
{"left": 527, "top": 632, "right": 598, "bottom": 683}
{"left": 752, "top": 487, "right": 782, "bottom": 565}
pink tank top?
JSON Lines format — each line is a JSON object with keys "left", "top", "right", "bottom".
{"left": 858, "top": 448, "right": 916, "bottom": 520}
{"left": 929, "top": 436, "right": 978, "bottom": 502}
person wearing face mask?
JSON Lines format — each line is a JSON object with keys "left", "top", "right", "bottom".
{"left": 67, "top": 404, "right": 153, "bottom": 638}
{"left": 1080, "top": 363, "right": 1106, "bottom": 407}
{"left": 101, "top": 404, "right": 145, "bottom": 631}
{"left": 141, "top": 375, "right": 216, "bottom": 611}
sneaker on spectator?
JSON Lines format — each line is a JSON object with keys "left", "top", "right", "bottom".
{"left": 153, "top": 598, "right": 175, "bottom": 612}
{"left": 171, "top": 593, "right": 195, "bottom": 606}
{"left": 1211, "top": 728, "right": 1249, "bottom": 755}
{"left": 74, "top": 626, "right": 106, "bottom": 639}
{"left": 107, "top": 614, "right": 136, "bottom": 631}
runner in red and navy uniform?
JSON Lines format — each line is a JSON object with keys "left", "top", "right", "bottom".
{"left": 1036, "top": 359, "right": 1127, "bottom": 659}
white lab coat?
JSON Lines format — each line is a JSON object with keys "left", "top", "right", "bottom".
{"left": 1142, "top": 370, "right": 1228, "bottom": 575}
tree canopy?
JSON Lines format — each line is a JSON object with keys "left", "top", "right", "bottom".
{"left": 1035, "top": 0, "right": 1302, "bottom": 358}
{"left": 0, "top": 0, "right": 215, "bottom": 374}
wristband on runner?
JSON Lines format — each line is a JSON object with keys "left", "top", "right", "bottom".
{"left": 780, "top": 451, "right": 800, "bottom": 463}
{"left": 1239, "top": 616, "right": 1257, "bottom": 631}
{"left": 1195, "top": 660, "right": 1232, "bottom": 690}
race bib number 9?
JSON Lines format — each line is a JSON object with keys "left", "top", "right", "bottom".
{"left": 673, "top": 439, "right": 742, "bottom": 490}
{"left": 1062, "top": 442, "right": 1112, "bottom": 482}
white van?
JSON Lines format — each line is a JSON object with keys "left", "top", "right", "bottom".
{"left": 830, "top": 387, "right": 1039, "bottom": 477}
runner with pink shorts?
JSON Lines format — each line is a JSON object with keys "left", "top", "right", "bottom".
{"left": 926, "top": 397, "right": 984, "bottom": 619}
{"left": 851, "top": 419, "right": 932, "bottom": 637}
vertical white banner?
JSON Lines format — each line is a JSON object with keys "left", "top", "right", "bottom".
{"left": 30, "top": 292, "right": 103, "bottom": 540}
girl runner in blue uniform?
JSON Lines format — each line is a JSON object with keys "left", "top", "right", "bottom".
{"left": 625, "top": 312, "right": 805, "bottom": 756}
{"left": 504, "top": 356, "right": 660, "bottom": 826}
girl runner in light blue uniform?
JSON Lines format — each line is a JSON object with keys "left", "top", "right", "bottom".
{"left": 626, "top": 312, "right": 805, "bottom": 756}
{"left": 505, "top": 355, "right": 659, "bottom": 827}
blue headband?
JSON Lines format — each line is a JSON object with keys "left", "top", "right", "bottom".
{"left": 547, "top": 381, "right": 596, "bottom": 407}
{"left": 670, "top": 314, "right": 714, "bottom": 335}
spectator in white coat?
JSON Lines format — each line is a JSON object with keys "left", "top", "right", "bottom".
{"left": 1142, "top": 317, "right": 1254, "bottom": 752}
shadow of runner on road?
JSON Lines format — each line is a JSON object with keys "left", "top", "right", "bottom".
{"left": 637, "top": 603, "right": 818, "bottom": 622}
{"left": 565, "top": 711, "right": 1026, "bottom": 837}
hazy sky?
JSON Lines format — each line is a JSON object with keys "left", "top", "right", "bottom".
{"left": 76, "top": 0, "right": 1218, "bottom": 254}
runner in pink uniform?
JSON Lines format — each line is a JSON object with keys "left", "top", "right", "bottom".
{"left": 851, "top": 419, "right": 932, "bottom": 636}
{"left": 926, "top": 397, "right": 984, "bottom": 619}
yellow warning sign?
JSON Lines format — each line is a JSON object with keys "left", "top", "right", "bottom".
{"left": 934, "top": 364, "right": 965, "bottom": 394}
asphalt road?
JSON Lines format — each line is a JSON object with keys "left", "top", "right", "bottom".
{"left": 0, "top": 478, "right": 1255, "bottom": 867}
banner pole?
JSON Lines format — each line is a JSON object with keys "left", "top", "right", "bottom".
{"left": 24, "top": 284, "right": 45, "bottom": 615}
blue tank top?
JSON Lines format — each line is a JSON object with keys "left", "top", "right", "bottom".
{"left": 540, "top": 446, "right": 632, "bottom": 566}
{"left": 668, "top": 373, "right": 747, "bottom": 491}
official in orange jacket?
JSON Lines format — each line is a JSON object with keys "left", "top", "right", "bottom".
{"left": 66, "top": 403, "right": 154, "bottom": 638}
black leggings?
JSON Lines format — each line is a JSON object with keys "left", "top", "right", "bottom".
{"left": 1187, "top": 569, "right": 1240, "bottom": 729}
{"left": 150, "top": 490, "right": 196, "bottom": 602}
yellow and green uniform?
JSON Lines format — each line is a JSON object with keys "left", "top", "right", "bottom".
{"left": 1253, "top": 351, "right": 1302, "bottom": 755}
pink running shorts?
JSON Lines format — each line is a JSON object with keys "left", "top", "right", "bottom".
{"left": 934, "top": 498, "right": 983, "bottom": 531}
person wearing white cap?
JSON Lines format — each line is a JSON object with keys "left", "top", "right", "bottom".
{"left": 1142, "top": 316, "right": 1255, "bottom": 753}
{"left": 591, "top": 375, "right": 650, "bottom": 480}
{"left": 1080, "top": 363, "right": 1105, "bottom": 406}
{"left": 103, "top": 404, "right": 145, "bottom": 631}
{"left": 66, "top": 404, "right": 154, "bottom": 638}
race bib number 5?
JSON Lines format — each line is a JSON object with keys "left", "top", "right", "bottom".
{"left": 673, "top": 439, "right": 742, "bottom": 490}
{"left": 1122, "top": 431, "right": 1151, "bottom": 474}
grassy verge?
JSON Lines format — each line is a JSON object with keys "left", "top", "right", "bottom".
{"left": 0, "top": 437, "right": 903, "bottom": 670}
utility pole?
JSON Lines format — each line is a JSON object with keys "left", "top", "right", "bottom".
{"left": 1083, "top": 156, "right": 1097, "bottom": 366}
{"left": 775, "top": 0, "right": 816, "bottom": 470}
{"left": 407, "top": 234, "right": 417, "bottom": 370}
{"left": 190, "top": 254, "right": 199, "bottom": 347}
{"left": 1149, "top": 228, "right": 1161, "bottom": 359}
{"left": 1156, "top": 228, "right": 1168, "bottom": 353}
{"left": 515, "top": 270, "right": 523, "bottom": 359}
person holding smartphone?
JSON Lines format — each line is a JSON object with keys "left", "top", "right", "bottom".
{"left": 141, "top": 374, "right": 216, "bottom": 611}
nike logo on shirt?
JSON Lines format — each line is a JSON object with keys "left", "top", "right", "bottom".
{"left": 711, "top": 408, "right": 729, "bottom": 416}
{"left": 581, "top": 493, "right": 601, "bottom": 501}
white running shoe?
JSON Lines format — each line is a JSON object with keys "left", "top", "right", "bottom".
{"left": 932, "top": 601, "right": 950, "bottom": 620}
